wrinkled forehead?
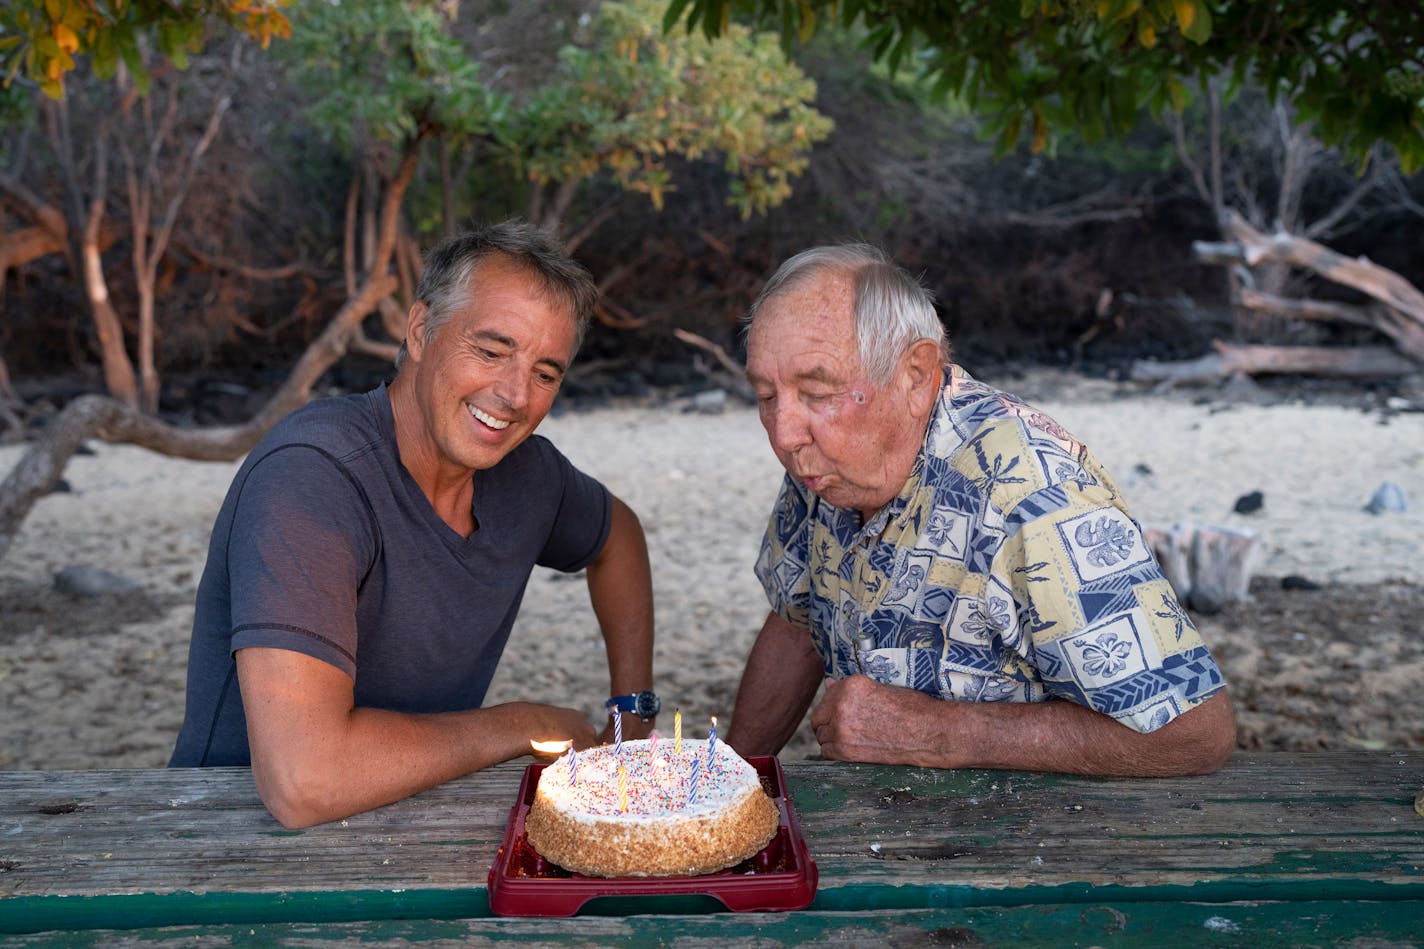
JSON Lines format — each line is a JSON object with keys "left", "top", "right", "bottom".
{"left": 746, "top": 275, "right": 865, "bottom": 384}
{"left": 750, "top": 270, "right": 856, "bottom": 340}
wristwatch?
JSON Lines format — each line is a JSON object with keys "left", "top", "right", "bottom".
{"left": 605, "top": 691, "right": 660, "bottom": 722}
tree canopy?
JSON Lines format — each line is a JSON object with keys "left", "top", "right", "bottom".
{"left": 1, "top": 1, "right": 291, "bottom": 98}
{"left": 666, "top": 0, "right": 1424, "bottom": 172}
{"left": 514, "top": 0, "right": 833, "bottom": 220}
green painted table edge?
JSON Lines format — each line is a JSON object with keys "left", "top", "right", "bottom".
{"left": 1, "top": 899, "right": 1422, "bottom": 948}
{"left": 4, "top": 878, "right": 1423, "bottom": 935}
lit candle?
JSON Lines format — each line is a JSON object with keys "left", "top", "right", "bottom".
{"left": 707, "top": 715, "right": 718, "bottom": 769}
{"left": 618, "top": 763, "right": 628, "bottom": 813}
{"left": 613, "top": 708, "right": 623, "bottom": 754}
{"left": 674, "top": 709, "right": 683, "bottom": 755}
{"left": 688, "top": 755, "right": 701, "bottom": 803}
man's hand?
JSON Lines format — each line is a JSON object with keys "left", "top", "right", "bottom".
{"left": 811, "top": 675, "right": 947, "bottom": 766}
{"left": 527, "top": 705, "right": 600, "bottom": 755}
{"left": 810, "top": 674, "right": 1236, "bottom": 777}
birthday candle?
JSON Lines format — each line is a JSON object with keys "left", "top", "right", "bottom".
{"left": 618, "top": 763, "right": 628, "bottom": 813}
{"left": 613, "top": 709, "right": 623, "bottom": 754}
{"left": 707, "top": 715, "right": 717, "bottom": 769}
{"left": 650, "top": 731, "right": 659, "bottom": 757}
{"left": 688, "top": 755, "right": 701, "bottom": 803}
{"left": 568, "top": 747, "right": 578, "bottom": 784}
{"left": 673, "top": 709, "right": 682, "bottom": 755}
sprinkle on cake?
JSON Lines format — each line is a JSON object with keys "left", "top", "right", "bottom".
{"left": 524, "top": 737, "right": 780, "bottom": 877}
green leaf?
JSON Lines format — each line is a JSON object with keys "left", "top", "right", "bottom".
{"left": 662, "top": 0, "right": 693, "bottom": 34}
{"left": 93, "top": 30, "right": 118, "bottom": 80}
{"left": 117, "top": 28, "right": 149, "bottom": 95}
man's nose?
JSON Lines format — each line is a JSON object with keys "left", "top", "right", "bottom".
{"left": 767, "top": 399, "right": 811, "bottom": 453}
{"left": 492, "top": 361, "right": 531, "bottom": 410}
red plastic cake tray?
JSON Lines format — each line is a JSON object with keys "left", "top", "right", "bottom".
{"left": 487, "top": 755, "right": 817, "bottom": 916}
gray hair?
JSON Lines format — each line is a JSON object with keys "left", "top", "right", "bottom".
{"left": 395, "top": 219, "right": 598, "bottom": 371}
{"left": 743, "top": 243, "right": 947, "bottom": 385}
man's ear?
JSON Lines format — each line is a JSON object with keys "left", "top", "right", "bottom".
{"left": 900, "top": 338, "right": 943, "bottom": 413}
{"left": 404, "top": 302, "right": 430, "bottom": 362}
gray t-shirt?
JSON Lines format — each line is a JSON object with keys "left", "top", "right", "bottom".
{"left": 169, "top": 385, "right": 611, "bottom": 767}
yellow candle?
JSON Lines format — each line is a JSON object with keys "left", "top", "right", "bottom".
{"left": 618, "top": 763, "right": 628, "bottom": 813}
{"left": 674, "top": 708, "right": 683, "bottom": 755}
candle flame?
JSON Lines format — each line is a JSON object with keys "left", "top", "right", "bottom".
{"left": 530, "top": 739, "right": 573, "bottom": 755}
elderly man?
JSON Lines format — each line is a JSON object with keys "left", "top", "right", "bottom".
{"left": 726, "top": 243, "right": 1235, "bottom": 776}
{"left": 171, "top": 220, "right": 658, "bottom": 826}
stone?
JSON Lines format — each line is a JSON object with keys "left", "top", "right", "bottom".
{"left": 53, "top": 564, "right": 140, "bottom": 597}
{"left": 1364, "top": 481, "right": 1407, "bottom": 515}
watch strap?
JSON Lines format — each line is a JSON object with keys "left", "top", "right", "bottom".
{"left": 605, "top": 694, "right": 638, "bottom": 713}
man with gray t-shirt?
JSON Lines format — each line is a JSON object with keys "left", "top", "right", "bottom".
{"left": 171, "top": 221, "right": 658, "bottom": 828}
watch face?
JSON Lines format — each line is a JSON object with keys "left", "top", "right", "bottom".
{"left": 634, "top": 691, "right": 660, "bottom": 719}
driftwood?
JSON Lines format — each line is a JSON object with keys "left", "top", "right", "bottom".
{"left": 1218, "top": 211, "right": 1424, "bottom": 354}
{"left": 673, "top": 327, "right": 755, "bottom": 402}
{"left": 1132, "top": 341, "right": 1418, "bottom": 385}
{"left": 0, "top": 272, "right": 397, "bottom": 564}
{"left": 1144, "top": 522, "right": 1260, "bottom": 612}
{"left": 1141, "top": 209, "right": 1424, "bottom": 386}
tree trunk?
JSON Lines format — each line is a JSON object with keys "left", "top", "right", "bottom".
{"left": 82, "top": 134, "right": 139, "bottom": 409}
{"left": 0, "top": 131, "right": 425, "bottom": 565}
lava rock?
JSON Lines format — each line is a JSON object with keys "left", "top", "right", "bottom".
{"left": 1233, "top": 490, "right": 1264, "bottom": 515}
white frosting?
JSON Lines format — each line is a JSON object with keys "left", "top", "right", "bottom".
{"left": 538, "top": 737, "right": 762, "bottom": 821}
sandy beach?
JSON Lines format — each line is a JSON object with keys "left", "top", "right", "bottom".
{"left": 1, "top": 370, "right": 1421, "bottom": 771}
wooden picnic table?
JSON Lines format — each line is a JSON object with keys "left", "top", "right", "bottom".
{"left": 1, "top": 751, "right": 1421, "bottom": 946}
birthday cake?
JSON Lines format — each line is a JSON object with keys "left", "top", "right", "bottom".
{"left": 524, "top": 737, "right": 780, "bottom": 878}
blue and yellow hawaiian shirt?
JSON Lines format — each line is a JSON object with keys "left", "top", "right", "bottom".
{"left": 755, "top": 366, "right": 1225, "bottom": 733}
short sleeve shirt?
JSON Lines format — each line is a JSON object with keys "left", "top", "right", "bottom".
{"left": 755, "top": 366, "right": 1225, "bottom": 733}
{"left": 170, "top": 385, "right": 611, "bottom": 766}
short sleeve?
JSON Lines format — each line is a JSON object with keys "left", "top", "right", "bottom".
{"left": 536, "top": 450, "right": 612, "bottom": 573}
{"left": 995, "top": 480, "right": 1226, "bottom": 733}
{"left": 754, "top": 474, "right": 814, "bottom": 628}
{"left": 226, "top": 444, "right": 380, "bottom": 677}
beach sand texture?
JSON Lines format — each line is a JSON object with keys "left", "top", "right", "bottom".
{"left": 1, "top": 371, "right": 1420, "bottom": 770}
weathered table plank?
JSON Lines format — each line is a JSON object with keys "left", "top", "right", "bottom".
{"left": 1, "top": 752, "right": 1421, "bottom": 939}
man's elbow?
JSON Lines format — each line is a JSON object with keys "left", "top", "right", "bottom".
{"left": 1179, "top": 691, "right": 1238, "bottom": 775}
{"left": 252, "top": 758, "right": 344, "bottom": 829}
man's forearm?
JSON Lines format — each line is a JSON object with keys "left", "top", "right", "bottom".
{"left": 585, "top": 495, "right": 656, "bottom": 738}
{"left": 955, "top": 689, "right": 1237, "bottom": 777}
{"left": 725, "top": 612, "right": 823, "bottom": 757}
{"left": 814, "top": 676, "right": 1237, "bottom": 777}
{"left": 238, "top": 648, "right": 596, "bottom": 828}
{"left": 250, "top": 701, "right": 577, "bottom": 828}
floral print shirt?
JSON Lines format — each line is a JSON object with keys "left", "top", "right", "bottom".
{"left": 755, "top": 366, "right": 1225, "bottom": 733}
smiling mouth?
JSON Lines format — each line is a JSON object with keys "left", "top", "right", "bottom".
{"left": 468, "top": 404, "right": 512, "bottom": 431}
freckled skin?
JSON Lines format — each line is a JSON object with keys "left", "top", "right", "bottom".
{"left": 730, "top": 263, "right": 1237, "bottom": 779}
{"left": 744, "top": 270, "right": 940, "bottom": 523}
